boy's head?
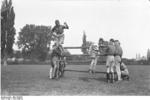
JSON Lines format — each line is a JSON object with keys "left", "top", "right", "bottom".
{"left": 114, "top": 40, "right": 120, "bottom": 46}
{"left": 109, "top": 38, "right": 114, "bottom": 45}
{"left": 55, "top": 20, "right": 60, "bottom": 26}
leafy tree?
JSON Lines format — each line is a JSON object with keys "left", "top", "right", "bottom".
{"left": 81, "top": 32, "right": 87, "bottom": 54}
{"left": 1, "top": 0, "right": 16, "bottom": 66}
{"left": 81, "top": 31, "right": 92, "bottom": 54}
{"left": 13, "top": 50, "right": 22, "bottom": 58}
{"left": 17, "top": 24, "right": 52, "bottom": 61}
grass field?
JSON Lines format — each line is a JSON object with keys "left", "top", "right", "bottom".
{"left": 1, "top": 64, "right": 150, "bottom": 95}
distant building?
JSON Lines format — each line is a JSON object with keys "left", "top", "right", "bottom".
{"left": 136, "top": 53, "right": 141, "bottom": 61}
{"left": 136, "top": 53, "right": 147, "bottom": 61}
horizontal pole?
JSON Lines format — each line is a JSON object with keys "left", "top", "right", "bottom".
{"left": 65, "top": 54, "right": 106, "bottom": 57}
{"left": 64, "top": 46, "right": 88, "bottom": 49}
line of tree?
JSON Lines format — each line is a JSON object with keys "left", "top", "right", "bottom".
{"left": 1, "top": 0, "right": 16, "bottom": 66}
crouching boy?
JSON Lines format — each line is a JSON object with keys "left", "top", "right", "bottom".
{"left": 120, "top": 62, "right": 130, "bottom": 80}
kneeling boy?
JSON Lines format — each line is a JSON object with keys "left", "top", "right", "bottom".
{"left": 120, "top": 62, "right": 130, "bottom": 80}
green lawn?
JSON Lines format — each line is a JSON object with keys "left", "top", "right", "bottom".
{"left": 1, "top": 64, "right": 150, "bottom": 95}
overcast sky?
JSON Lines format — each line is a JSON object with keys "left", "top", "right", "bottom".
{"left": 11, "top": 0, "right": 150, "bottom": 59}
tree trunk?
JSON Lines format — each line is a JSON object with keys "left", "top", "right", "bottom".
{"left": 3, "top": 51, "right": 8, "bottom": 66}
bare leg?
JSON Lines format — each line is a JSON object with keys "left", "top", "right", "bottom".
{"left": 116, "top": 62, "right": 122, "bottom": 81}
{"left": 52, "top": 62, "right": 57, "bottom": 78}
{"left": 49, "top": 67, "right": 53, "bottom": 79}
{"left": 110, "top": 61, "right": 115, "bottom": 83}
{"left": 106, "top": 66, "right": 110, "bottom": 83}
{"left": 93, "top": 57, "right": 98, "bottom": 72}
{"left": 89, "top": 59, "right": 94, "bottom": 74}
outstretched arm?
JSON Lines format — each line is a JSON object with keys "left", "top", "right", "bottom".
{"left": 63, "top": 22, "right": 69, "bottom": 29}
{"left": 51, "top": 26, "right": 56, "bottom": 33}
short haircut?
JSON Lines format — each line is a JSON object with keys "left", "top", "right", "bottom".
{"left": 110, "top": 38, "right": 114, "bottom": 42}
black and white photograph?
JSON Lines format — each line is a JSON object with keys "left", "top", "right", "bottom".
{"left": 1, "top": 0, "right": 150, "bottom": 98}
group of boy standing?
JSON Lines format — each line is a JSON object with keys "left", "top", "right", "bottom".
{"left": 88, "top": 38, "right": 129, "bottom": 83}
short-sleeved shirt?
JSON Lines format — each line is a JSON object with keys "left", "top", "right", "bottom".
{"left": 52, "top": 25, "right": 68, "bottom": 35}
{"left": 115, "top": 45, "right": 123, "bottom": 57}
{"left": 89, "top": 45, "right": 98, "bottom": 58}
{"left": 106, "top": 44, "right": 115, "bottom": 55}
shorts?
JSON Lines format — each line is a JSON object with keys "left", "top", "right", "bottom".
{"left": 121, "top": 69, "right": 129, "bottom": 76}
{"left": 54, "top": 34, "right": 64, "bottom": 44}
{"left": 114, "top": 55, "right": 121, "bottom": 63}
{"left": 106, "top": 55, "right": 115, "bottom": 67}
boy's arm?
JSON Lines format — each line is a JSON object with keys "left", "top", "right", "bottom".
{"left": 63, "top": 22, "right": 69, "bottom": 29}
{"left": 51, "top": 26, "right": 56, "bottom": 33}
{"left": 120, "top": 47, "right": 123, "bottom": 58}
